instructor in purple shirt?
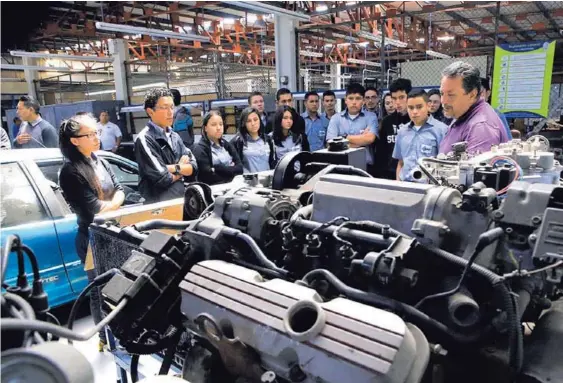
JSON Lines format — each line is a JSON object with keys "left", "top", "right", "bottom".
{"left": 439, "top": 62, "right": 509, "bottom": 156}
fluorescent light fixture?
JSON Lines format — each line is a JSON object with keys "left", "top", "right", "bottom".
{"left": 337, "top": 42, "right": 351, "bottom": 47}
{"left": 223, "top": 18, "right": 235, "bottom": 25}
{"left": 416, "top": 38, "right": 425, "bottom": 43}
{"left": 203, "top": 21, "right": 212, "bottom": 29}
{"left": 86, "top": 89, "right": 116, "bottom": 96}
{"left": 437, "top": 35, "right": 455, "bottom": 42}
{"left": 1, "top": 64, "right": 80, "bottom": 72}
{"left": 95, "top": 22, "right": 210, "bottom": 42}
{"left": 358, "top": 42, "right": 370, "bottom": 47}
{"left": 246, "top": 14, "right": 258, "bottom": 23}
{"left": 10, "top": 50, "right": 113, "bottom": 63}
{"left": 86, "top": 82, "right": 167, "bottom": 96}
{"left": 356, "top": 31, "right": 407, "bottom": 48}
{"left": 229, "top": 2, "right": 310, "bottom": 22}
{"left": 316, "top": 5, "right": 328, "bottom": 12}
{"left": 262, "top": 45, "right": 276, "bottom": 50}
{"left": 347, "top": 58, "right": 381, "bottom": 67}
{"left": 300, "top": 50, "right": 324, "bottom": 58}
{"left": 426, "top": 50, "right": 452, "bottom": 59}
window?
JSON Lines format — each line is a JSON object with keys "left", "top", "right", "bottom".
{"left": 37, "top": 161, "right": 63, "bottom": 185}
{"left": 1, "top": 163, "right": 49, "bottom": 227}
{"left": 105, "top": 159, "right": 139, "bottom": 184}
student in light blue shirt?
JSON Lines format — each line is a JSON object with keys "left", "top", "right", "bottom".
{"left": 393, "top": 89, "right": 448, "bottom": 182}
{"left": 269, "top": 106, "right": 309, "bottom": 162}
{"left": 301, "top": 91, "right": 329, "bottom": 152}
{"left": 325, "top": 83, "right": 378, "bottom": 171}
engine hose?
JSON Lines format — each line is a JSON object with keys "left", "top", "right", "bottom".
{"left": 133, "top": 219, "right": 198, "bottom": 232}
{"left": 417, "top": 158, "right": 440, "bottom": 185}
{"left": 341, "top": 220, "right": 404, "bottom": 238}
{"left": 125, "top": 326, "right": 180, "bottom": 355}
{"left": 220, "top": 227, "right": 289, "bottom": 277}
{"left": 301, "top": 269, "right": 482, "bottom": 345}
{"left": 121, "top": 226, "right": 149, "bottom": 243}
{"left": 421, "top": 244, "right": 523, "bottom": 374}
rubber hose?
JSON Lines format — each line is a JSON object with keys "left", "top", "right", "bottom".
{"left": 422, "top": 244, "right": 523, "bottom": 374}
{"left": 133, "top": 219, "right": 198, "bottom": 232}
{"left": 158, "top": 329, "right": 183, "bottom": 375}
{"left": 301, "top": 269, "right": 482, "bottom": 344}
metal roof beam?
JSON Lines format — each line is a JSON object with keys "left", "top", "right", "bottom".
{"left": 485, "top": 8, "right": 533, "bottom": 41}
{"left": 534, "top": 2, "right": 560, "bottom": 32}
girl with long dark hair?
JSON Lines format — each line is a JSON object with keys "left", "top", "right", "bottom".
{"left": 381, "top": 93, "right": 395, "bottom": 119}
{"left": 230, "top": 107, "right": 276, "bottom": 173}
{"left": 269, "top": 106, "right": 309, "bottom": 161}
{"left": 192, "top": 110, "right": 243, "bottom": 185}
{"left": 58, "top": 113, "right": 125, "bottom": 351}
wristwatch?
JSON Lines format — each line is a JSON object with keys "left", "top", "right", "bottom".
{"left": 174, "top": 164, "right": 181, "bottom": 175}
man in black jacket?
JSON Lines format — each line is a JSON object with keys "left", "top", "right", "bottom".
{"left": 266, "top": 88, "right": 306, "bottom": 136}
{"left": 135, "top": 88, "right": 198, "bottom": 203}
{"left": 373, "top": 78, "right": 412, "bottom": 180}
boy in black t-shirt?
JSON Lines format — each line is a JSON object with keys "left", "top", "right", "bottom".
{"left": 373, "top": 78, "right": 412, "bottom": 180}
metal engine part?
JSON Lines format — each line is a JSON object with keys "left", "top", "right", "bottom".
{"left": 419, "top": 137, "right": 563, "bottom": 190}
{"left": 311, "top": 174, "right": 490, "bottom": 255}
{"left": 180, "top": 260, "right": 429, "bottom": 383}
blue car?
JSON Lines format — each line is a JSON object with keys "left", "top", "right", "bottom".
{"left": 0, "top": 149, "right": 185, "bottom": 307}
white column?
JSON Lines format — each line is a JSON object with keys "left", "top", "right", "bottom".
{"left": 330, "top": 63, "right": 342, "bottom": 112}
{"left": 274, "top": 15, "right": 298, "bottom": 91}
{"left": 108, "top": 39, "right": 129, "bottom": 103}
{"left": 23, "top": 57, "right": 39, "bottom": 100}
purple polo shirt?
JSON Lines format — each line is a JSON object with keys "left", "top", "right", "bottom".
{"left": 439, "top": 99, "right": 509, "bottom": 155}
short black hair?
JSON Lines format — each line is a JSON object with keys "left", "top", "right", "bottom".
{"left": 248, "top": 91, "right": 263, "bottom": 105}
{"left": 345, "top": 83, "right": 365, "bottom": 97}
{"left": 480, "top": 77, "right": 491, "bottom": 92}
{"left": 18, "top": 96, "right": 40, "bottom": 114}
{"left": 389, "top": 78, "right": 412, "bottom": 94}
{"left": 407, "top": 89, "right": 428, "bottom": 102}
{"left": 427, "top": 89, "right": 441, "bottom": 97}
{"left": 304, "top": 91, "right": 319, "bottom": 101}
{"left": 276, "top": 88, "right": 292, "bottom": 101}
{"left": 144, "top": 88, "right": 173, "bottom": 111}
{"left": 322, "top": 90, "right": 336, "bottom": 100}
{"left": 170, "top": 88, "right": 182, "bottom": 106}
{"left": 365, "top": 86, "right": 378, "bottom": 94}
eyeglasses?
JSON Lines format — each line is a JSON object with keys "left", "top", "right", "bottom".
{"left": 153, "top": 105, "right": 175, "bottom": 112}
{"left": 75, "top": 131, "right": 100, "bottom": 140}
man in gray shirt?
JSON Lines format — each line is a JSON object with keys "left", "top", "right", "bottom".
{"left": 13, "top": 96, "right": 58, "bottom": 149}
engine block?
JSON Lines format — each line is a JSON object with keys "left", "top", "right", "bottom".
{"left": 180, "top": 260, "right": 429, "bottom": 383}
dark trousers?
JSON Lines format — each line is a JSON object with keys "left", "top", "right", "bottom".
{"left": 75, "top": 231, "right": 106, "bottom": 343}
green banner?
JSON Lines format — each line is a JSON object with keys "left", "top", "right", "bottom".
{"left": 492, "top": 41, "right": 555, "bottom": 118}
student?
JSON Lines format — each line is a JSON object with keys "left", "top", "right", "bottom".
{"left": 427, "top": 89, "right": 453, "bottom": 125}
{"left": 270, "top": 106, "right": 310, "bottom": 161}
{"left": 271, "top": 88, "right": 306, "bottom": 135}
{"left": 302, "top": 91, "right": 329, "bottom": 151}
{"left": 170, "top": 88, "right": 195, "bottom": 149}
{"left": 192, "top": 111, "right": 243, "bottom": 185}
{"left": 135, "top": 88, "right": 198, "bottom": 203}
{"left": 230, "top": 107, "right": 276, "bottom": 173}
{"left": 374, "top": 78, "right": 412, "bottom": 179}
{"left": 439, "top": 61, "right": 509, "bottom": 155}
{"left": 322, "top": 90, "right": 337, "bottom": 120}
{"left": 13, "top": 96, "right": 58, "bottom": 149}
{"left": 393, "top": 90, "right": 448, "bottom": 182}
{"left": 381, "top": 93, "right": 395, "bottom": 119}
{"left": 248, "top": 91, "right": 269, "bottom": 128}
{"left": 58, "top": 113, "right": 125, "bottom": 351}
{"left": 96, "top": 110, "right": 122, "bottom": 152}
{"left": 364, "top": 86, "right": 380, "bottom": 117}
{"left": 326, "top": 83, "right": 378, "bottom": 172}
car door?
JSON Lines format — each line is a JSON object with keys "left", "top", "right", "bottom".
{"left": 0, "top": 161, "right": 76, "bottom": 308}
{"left": 99, "top": 153, "right": 140, "bottom": 191}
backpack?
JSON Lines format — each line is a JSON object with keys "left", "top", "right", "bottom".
{"left": 173, "top": 106, "right": 193, "bottom": 133}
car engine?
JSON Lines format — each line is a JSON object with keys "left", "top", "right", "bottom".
{"left": 413, "top": 136, "right": 562, "bottom": 194}
{"left": 82, "top": 147, "right": 563, "bottom": 383}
